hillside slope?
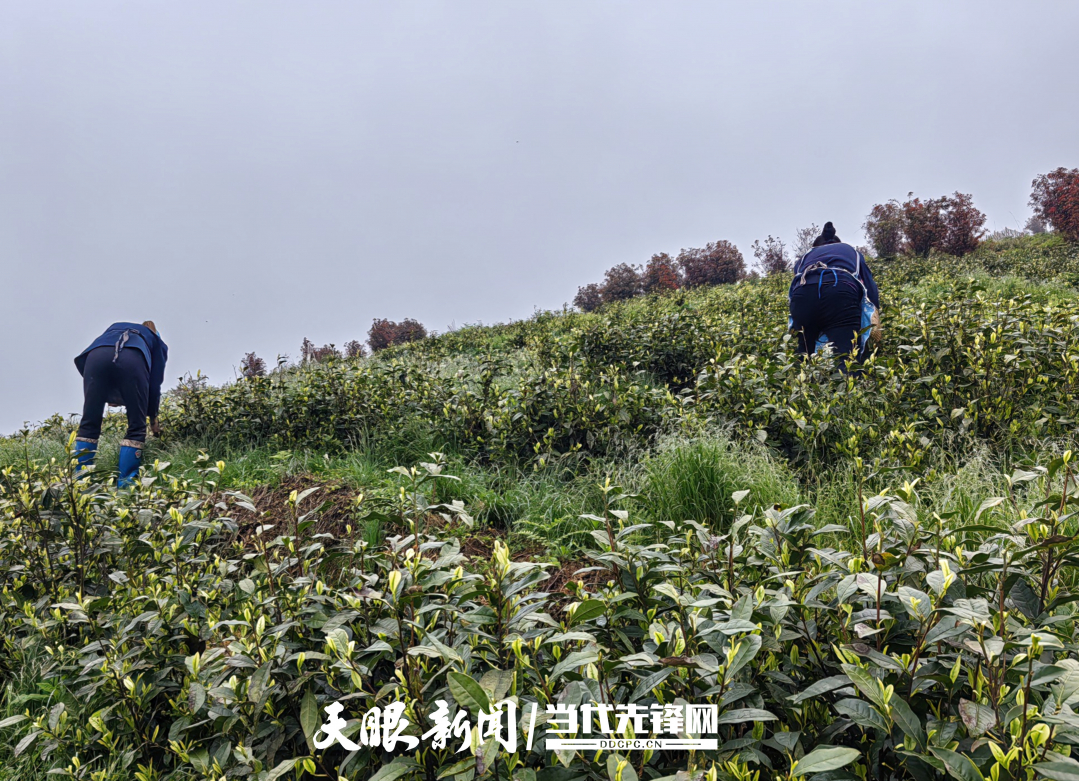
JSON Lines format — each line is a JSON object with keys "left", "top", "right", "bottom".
{"left": 168, "top": 233, "right": 1079, "bottom": 487}
{"left": 3, "top": 234, "right": 1079, "bottom": 781}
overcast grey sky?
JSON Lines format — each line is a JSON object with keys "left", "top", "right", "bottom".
{"left": 2, "top": 1, "right": 1077, "bottom": 433}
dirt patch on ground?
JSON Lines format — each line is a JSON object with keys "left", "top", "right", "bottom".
{"left": 457, "top": 525, "right": 544, "bottom": 563}
{"left": 545, "top": 558, "right": 610, "bottom": 596}
{"left": 215, "top": 475, "right": 612, "bottom": 610}
{"left": 219, "top": 476, "right": 362, "bottom": 544}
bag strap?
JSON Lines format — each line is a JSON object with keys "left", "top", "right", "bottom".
{"left": 793, "top": 250, "right": 873, "bottom": 306}
{"left": 798, "top": 260, "right": 830, "bottom": 287}
{"left": 113, "top": 329, "right": 131, "bottom": 363}
{"left": 852, "top": 250, "right": 869, "bottom": 301}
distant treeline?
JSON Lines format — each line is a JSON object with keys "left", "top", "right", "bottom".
{"left": 573, "top": 166, "right": 1078, "bottom": 312}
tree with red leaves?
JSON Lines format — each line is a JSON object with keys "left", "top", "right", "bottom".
{"left": 395, "top": 319, "right": 427, "bottom": 344}
{"left": 677, "top": 240, "right": 745, "bottom": 287}
{"left": 752, "top": 236, "right": 790, "bottom": 276}
{"left": 367, "top": 321, "right": 396, "bottom": 352}
{"left": 901, "top": 194, "right": 948, "bottom": 258}
{"left": 940, "top": 192, "right": 987, "bottom": 256}
{"left": 866, "top": 192, "right": 985, "bottom": 257}
{"left": 1030, "top": 167, "right": 1079, "bottom": 242}
{"left": 368, "top": 318, "right": 428, "bottom": 352}
{"left": 574, "top": 283, "right": 603, "bottom": 312}
{"left": 862, "top": 202, "right": 904, "bottom": 258}
{"left": 641, "top": 253, "right": 682, "bottom": 293}
{"left": 600, "top": 263, "right": 642, "bottom": 303}
{"left": 241, "top": 352, "right": 266, "bottom": 378}
{"left": 300, "top": 339, "right": 342, "bottom": 363}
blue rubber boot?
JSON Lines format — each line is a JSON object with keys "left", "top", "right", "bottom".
{"left": 118, "top": 440, "right": 144, "bottom": 488}
{"left": 74, "top": 438, "right": 97, "bottom": 476}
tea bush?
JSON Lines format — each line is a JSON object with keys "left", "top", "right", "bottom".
{"left": 161, "top": 237, "right": 1079, "bottom": 480}
{"left": 6, "top": 449, "right": 1079, "bottom": 781}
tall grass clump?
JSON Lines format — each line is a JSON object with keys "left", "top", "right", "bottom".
{"left": 634, "top": 429, "right": 801, "bottom": 526}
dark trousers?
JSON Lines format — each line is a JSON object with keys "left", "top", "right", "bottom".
{"left": 789, "top": 277, "right": 864, "bottom": 359}
{"left": 77, "top": 345, "right": 150, "bottom": 442}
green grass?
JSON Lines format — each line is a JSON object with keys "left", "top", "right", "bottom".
{"left": 153, "top": 440, "right": 387, "bottom": 488}
{"left": 629, "top": 428, "right": 802, "bottom": 527}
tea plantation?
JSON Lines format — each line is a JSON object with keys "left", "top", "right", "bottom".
{"left": 5, "top": 234, "right": 1079, "bottom": 781}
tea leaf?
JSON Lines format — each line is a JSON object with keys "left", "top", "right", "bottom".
{"left": 792, "top": 746, "right": 862, "bottom": 775}
{"left": 958, "top": 699, "right": 997, "bottom": 737}
{"left": 448, "top": 672, "right": 491, "bottom": 715}
{"left": 930, "top": 748, "right": 986, "bottom": 781}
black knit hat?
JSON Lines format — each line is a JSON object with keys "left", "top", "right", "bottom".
{"left": 813, "top": 222, "right": 841, "bottom": 247}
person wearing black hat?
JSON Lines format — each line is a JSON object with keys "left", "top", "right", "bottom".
{"left": 788, "top": 222, "right": 880, "bottom": 364}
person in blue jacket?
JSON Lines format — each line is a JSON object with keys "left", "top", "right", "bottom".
{"left": 73, "top": 321, "right": 168, "bottom": 486}
{"left": 789, "top": 222, "right": 880, "bottom": 363}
